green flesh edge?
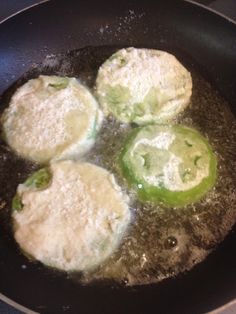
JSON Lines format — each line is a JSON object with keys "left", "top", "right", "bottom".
{"left": 24, "top": 168, "right": 52, "bottom": 189}
{"left": 12, "top": 168, "right": 52, "bottom": 213}
{"left": 48, "top": 77, "right": 69, "bottom": 90}
{"left": 87, "top": 114, "right": 98, "bottom": 140}
{"left": 12, "top": 194, "right": 23, "bottom": 212}
{"left": 119, "top": 125, "right": 217, "bottom": 207}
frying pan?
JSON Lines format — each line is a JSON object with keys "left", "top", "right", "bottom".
{"left": 0, "top": 0, "right": 236, "bottom": 313}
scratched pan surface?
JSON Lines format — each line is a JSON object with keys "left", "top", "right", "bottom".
{"left": 0, "top": 0, "right": 236, "bottom": 313}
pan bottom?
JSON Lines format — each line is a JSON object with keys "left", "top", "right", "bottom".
{"left": 1, "top": 46, "right": 236, "bottom": 286}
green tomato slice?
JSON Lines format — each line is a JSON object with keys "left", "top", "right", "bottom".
{"left": 119, "top": 125, "right": 217, "bottom": 207}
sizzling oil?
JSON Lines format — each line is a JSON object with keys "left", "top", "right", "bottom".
{"left": 0, "top": 46, "right": 236, "bottom": 286}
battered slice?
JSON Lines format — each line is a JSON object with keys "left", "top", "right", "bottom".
{"left": 96, "top": 47, "right": 192, "bottom": 124}
{"left": 1, "top": 75, "right": 103, "bottom": 163}
{"left": 12, "top": 160, "right": 131, "bottom": 271}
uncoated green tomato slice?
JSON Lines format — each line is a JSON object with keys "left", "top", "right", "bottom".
{"left": 119, "top": 124, "right": 217, "bottom": 207}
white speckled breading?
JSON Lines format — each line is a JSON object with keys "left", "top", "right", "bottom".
{"left": 96, "top": 47, "right": 192, "bottom": 124}
{"left": 1, "top": 75, "right": 103, "bottom": 163}
{"left": 12, "top": 161, "right": 131, "bottom": 271}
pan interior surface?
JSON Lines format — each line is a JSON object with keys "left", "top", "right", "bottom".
{"left": 1, "top": 45, "right": 236, "bottom": 285}
{"left": 0, "top": 0, "right": 236, "bottom": 313}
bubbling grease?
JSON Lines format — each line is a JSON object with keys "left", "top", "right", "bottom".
{"left": 0, "top": 46, "right": 236, "bottom": 286}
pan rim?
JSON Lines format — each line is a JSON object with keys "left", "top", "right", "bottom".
{"left": 0, "top": 0, "right": 49, "bottom": 26}
{"left": 0, "top": 292, "right": 37, "bottom": 313}
{"left": 185, "top": 0, "right": 236, "bottom": 25}
{"left": 209, "top": 299, "right": 236, "bottom": 314}
{"left": 0, "top": 0, "right": 235, "bottom": 27}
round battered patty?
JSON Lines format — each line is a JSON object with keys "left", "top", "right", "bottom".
{"left": 12, "top": 160, "right": 131, "bottom": 271}
{"left": 2, "top": 75, "right": 103, "bottom": 163}
{"left": 96, "top": 48, "right": 192, "bottom": 124}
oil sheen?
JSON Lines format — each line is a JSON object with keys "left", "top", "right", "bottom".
{"left": 0, "top": 46, "right": 236, "bottom": 286}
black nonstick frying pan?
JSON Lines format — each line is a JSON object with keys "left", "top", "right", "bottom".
{"left": 0, "top": 0, "right": 236, "bottom": 313}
